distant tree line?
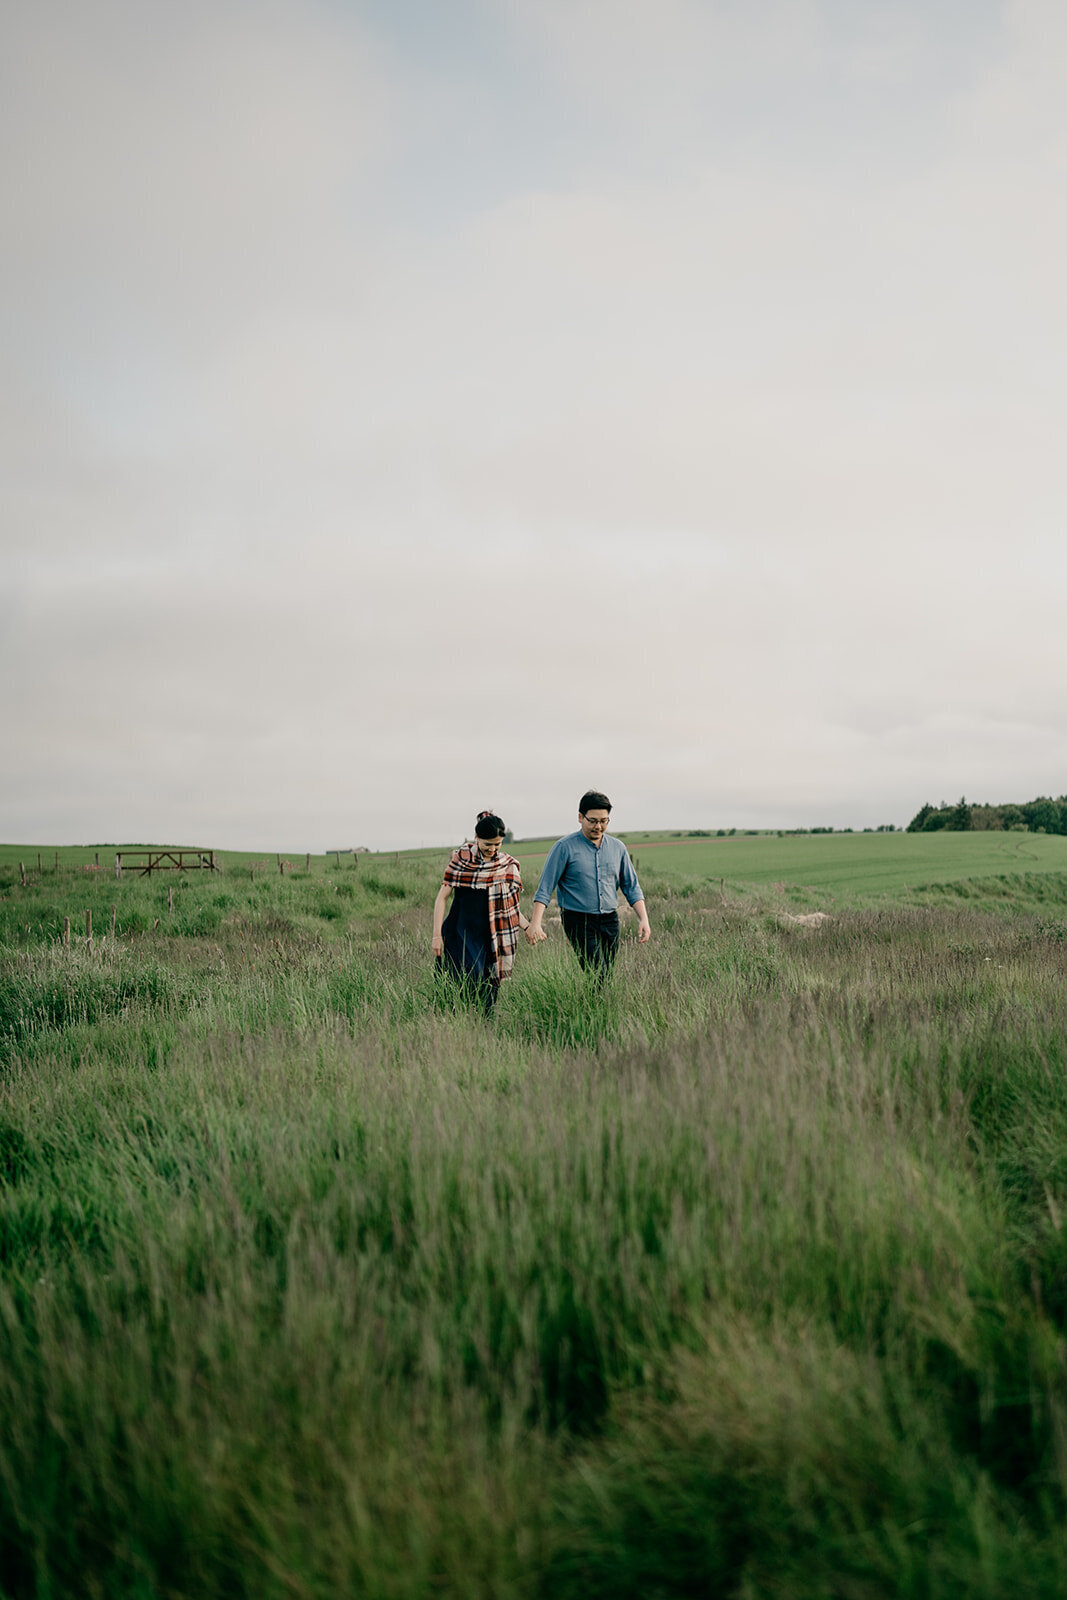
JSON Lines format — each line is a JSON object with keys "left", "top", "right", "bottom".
{"left": 906, "top": 796, "right": 1067, "bottom": 834}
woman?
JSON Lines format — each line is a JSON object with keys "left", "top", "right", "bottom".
{"left": 432, "top": 811, "right": 530, "bottom": 1014}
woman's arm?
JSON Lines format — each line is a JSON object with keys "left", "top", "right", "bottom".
{"left": 432, "top": 883, "right": 452, "bottom": 957}
{"left": 511, "top": 869, "right": 531, "bottom": 938}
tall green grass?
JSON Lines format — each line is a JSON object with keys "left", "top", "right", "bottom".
{"left": 2, "top": 859, "right": 1067, "bottom": 1595}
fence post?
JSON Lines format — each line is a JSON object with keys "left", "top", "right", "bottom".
{"left": 37, "top": 852, "right": 42, "bottom": 875}
{"left": 95, "top": 852, "right": 99, "bottom": 868}
{"left": 86, "top": 909, "right": 93, "bottom": 954}
{"left": 305, "top": 852, "right": 310, "bottom": 872}
{"left": 55, "top": 851, "right": 59, "bottom": 872}
{"left": 64, "top": 916, "right": 70, "bottom": 948}
{"left": 19, "top": 862, "right": 25, "bottom": 886}
{"left": 168, "top": 886, "right": 174, "bottom": 915}
{"left": 115, "top": 854, "right": 122, "bottom": 880}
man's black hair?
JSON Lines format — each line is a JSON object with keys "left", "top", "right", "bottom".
{"left": 474, "top": 812, "right": 507, "bottom": 838}
{"left": 579, "top": 790, "right": 612, "bottom": 816}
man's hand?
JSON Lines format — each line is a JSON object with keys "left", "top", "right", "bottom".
{"left": 525, "top": 924, "right": 547, "bottom": 944}
{"left": 633, "top": 899, "right": 651, "bottom": 944}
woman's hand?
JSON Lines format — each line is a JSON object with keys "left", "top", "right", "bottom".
{"left": 524, "top": 925, "right": 546, "bottom": 945}
{"left": 432, "top": 882, "right": 451, "bottom": 962}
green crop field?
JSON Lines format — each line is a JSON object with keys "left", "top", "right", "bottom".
{"left": 3, "top": 838, "right": 1067, "bottom": 1596}
{"left": 6, "top": 828, "right": 1066, "bottom": 903}
{"left": 515, "top": 825, "right": 1067, "bottom": 886}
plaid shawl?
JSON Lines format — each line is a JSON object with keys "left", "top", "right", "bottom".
{"left": 442, "top": 845, "right": 522, "bottom": 979}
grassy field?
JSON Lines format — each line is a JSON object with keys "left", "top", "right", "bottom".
{"left": 3, "top": 839, "right": 1067, "bottom": 1596}
{"left": 6, "top": 827, "right": 1067, "bottom": 899}
{"left": 511, "top": 828, "right": 1067, "bottom": 897}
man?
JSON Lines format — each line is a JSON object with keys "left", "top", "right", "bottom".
{"left": 526, "top": 790, "right": 651, "bottom": 979}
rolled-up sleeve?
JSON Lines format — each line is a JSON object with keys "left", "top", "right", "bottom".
{"left": 534, "top": 840, "right": 567, "bottom": 906}
{"left": 618, "top": 847, "right": 643, "bottom": 906}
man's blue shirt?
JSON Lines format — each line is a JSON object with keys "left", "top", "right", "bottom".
{"left": 533, "top": 831, "right": 644, "bottom": 915}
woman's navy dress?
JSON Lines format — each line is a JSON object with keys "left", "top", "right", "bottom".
{"left": 440, "top": 887, "right": 498, "bottom": 1011}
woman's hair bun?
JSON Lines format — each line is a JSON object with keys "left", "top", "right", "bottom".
{"left": 474, "top": 810, "right": 507, "bottom": 839}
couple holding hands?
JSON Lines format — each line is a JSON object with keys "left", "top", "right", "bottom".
{"left": 431, "top": 789, "right": 652, "bottom": 1015}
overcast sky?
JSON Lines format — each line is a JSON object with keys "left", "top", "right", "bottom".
{"left": 3, "top": 0, "right": 1065, "bottom": 850}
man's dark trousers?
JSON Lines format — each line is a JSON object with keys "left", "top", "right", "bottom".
{"left": 561, "top": 909, "right": 620, "bottom": 981}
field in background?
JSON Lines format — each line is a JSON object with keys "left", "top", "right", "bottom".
{"left": 513, "top": 827, "right": 1067, "bottom": 896}
{"left": 5, "top": 827, "right": 1067, "bottom": 900}
{"left": 3, "top": 842, "right": 1067, "bottom": 1595}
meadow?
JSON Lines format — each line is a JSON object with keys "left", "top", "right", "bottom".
{"left": 512, "top": 828, "right": 1067, "bottom": 901}
{"left": 2, "top": 834, "right": 1067, "bottom": 1597}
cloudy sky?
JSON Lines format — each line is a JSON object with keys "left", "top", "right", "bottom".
{"left": 3, "top": 0, "right": 1065, "bottom": 850}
